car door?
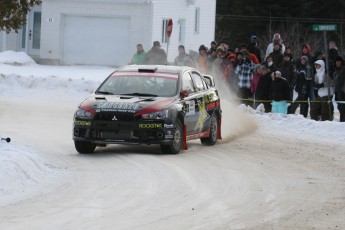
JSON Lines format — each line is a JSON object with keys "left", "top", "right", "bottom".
{"left": 182, "top": 71, "right": 208, "bottom": 135}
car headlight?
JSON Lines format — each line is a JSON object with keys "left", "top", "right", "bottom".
{"left": 75, "top": 108, "right": 94, "bottom": 119}
{"left": 142, "top": 110, "right": 169, "bottom": 119}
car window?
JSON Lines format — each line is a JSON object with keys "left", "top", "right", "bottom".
{"left": 97, "top": 73, "right": 178, "bottom": 97}
{"left": 191, "top": 72, "right": 206, "bottom": 92}
{"left": 182, "top": 72, "right": 195, "bottom": 94}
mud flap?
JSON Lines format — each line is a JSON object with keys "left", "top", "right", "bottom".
{"left": 183, "top": 124, "right": 188, "bottom": 150}
{"left": 218, "top": 115, "right": 222, "bottom": 140}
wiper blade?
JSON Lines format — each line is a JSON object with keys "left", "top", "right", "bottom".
{"left": 120, "top": 93, "right": 158, "bottom": 97}
{"left": 96, "top": 91, "right": 114, "bottom": 95}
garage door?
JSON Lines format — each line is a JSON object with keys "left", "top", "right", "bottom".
{"left": 62, "top": 15, "right": 130, "bottom": 66}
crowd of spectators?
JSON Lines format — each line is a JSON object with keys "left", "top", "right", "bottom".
{"left": 130, "top": 35, "right": 345, "bottom": 122}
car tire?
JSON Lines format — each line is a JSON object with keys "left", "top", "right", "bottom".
{"left": 160, "top": 119, "right": 183, "bottom": 154}
{"left": 74, "top": 140, "right": 96, "bottom": 154}
{"left": 201, "top": 114, "right": 218, "bottom": 146}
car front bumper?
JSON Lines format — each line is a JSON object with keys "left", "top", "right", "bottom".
{"left": 73, "top": 119, "right": 175, "bottom": 145}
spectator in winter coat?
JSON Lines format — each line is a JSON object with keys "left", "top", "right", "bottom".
{"left": 265, "top": 33, "right": 286, "bottom": 58}
{"left": 270, "top": 71, "right": 290, "bottom": 114}
{"left": 146, "top": 41, "right": 167, "bottom": 65}
{"left": 174, "top": 45, "right": 194, "bottom": 67}
{"left": 248, "top": 35, "right": 262, "bottom": 63}
{"left": 130, "top": 44, "right": 146, "bottom": 64}
{"left": 240, "top": 45, "right": 259, "bottom": 64}
{"left": 251, "top": 64, "right": 261, "bottom": 95}
{"left": 224, "top": 53, "right": 238, "bottom": 94}
{"left": 328, "top": 41, "right": 339, "bottom": 63}
{"left": 255, "top": 64, "right": 272, "bottom": 112}
{"left": 291, "top": 56, "right": 315, "bottom": 117}
{"left": 328, "top": 41, "right": 339, "bottom": 78}
{"left": 284, "top": 46, "right": 294, "bottom": 62}
{"left": 197, "top": 45, "right": 209, "bottom": 74}
{"left": 210, "top": 41, "right": 218, "bottom": 50}
{"left": 212, "top": 46, "right": 227, "bottom": 87}
{"left": 251, "top": 64, "right": 262, "bottom": 108}
{"left": 235, "top": 53, "right": 256, "bottom": 107}
{"left": 269, "top": 42, "right": 284, "bottom": 69}
{"left": 333, "top": 55, "right": 345, "bottom": 122}
{"left": 263, "top": 55, "right": 277, "bottom": 73}
{"left": 295, "top": 44, "right": 313, "bottom": 70}
{"left": 310, "top": 59, "right": 334, "bottom": 121}
{"left": 281, "top": 52, "right": 296, "bottom": 113}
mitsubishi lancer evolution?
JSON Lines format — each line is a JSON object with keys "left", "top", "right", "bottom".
{"left": 73, "top": 65, "right": 222, "bottom": 154}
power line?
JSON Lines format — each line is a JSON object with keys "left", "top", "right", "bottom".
{"left": 217, "top": 14, "right": 345, "bottom": 23}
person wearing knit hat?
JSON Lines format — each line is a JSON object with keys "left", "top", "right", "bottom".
{"left": 295, "top": 44, "right": 312, "bottom": 70}
{"left": 248, "top": 35, "right": 262, "bottom": 63}
{"left": 265, "top": 33, "right": 286, "bottom": 58}
{"left": 223, "top": 52, "right": 239, "bottom": 94}
{"left": 270, "top": 70, "right": 290, "bottom": 114}
{"left": 301, "top": 55, "right": 308, "bottom": 61}
{"left": 210, "top": 41, "right": 217, "bottom": 49}
{"left": 146, "top": 41, "right": 167, "bottom": 65}
{"left": 290, "top": 54, "right": 315, "bottom": 117}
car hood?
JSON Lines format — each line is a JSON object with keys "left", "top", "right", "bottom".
{"left": 79, "top": 94, "right": 177, "bottom": 116}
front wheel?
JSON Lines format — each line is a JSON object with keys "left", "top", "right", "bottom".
{"left": 160, "top": 119, "right": 183, "bottom": 154}
{"left": 201, "top": 114, "right": 218, "bottom": 146}
{"left": 74, "top": 140, "right": 96, "bottom": 154}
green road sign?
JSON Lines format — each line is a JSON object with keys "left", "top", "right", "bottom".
{"left": 312, "top": 24, "right": 337, "bottom": 31}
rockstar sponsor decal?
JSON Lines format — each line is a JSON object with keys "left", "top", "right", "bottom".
{"left": 195, "top": 95, "right": 210, "bottom": 131}
{"left": 96, "top": 102, "right": 140, "bottom": 113}
{"left": 138, "top": 123, "right": 162, "bottom": 129}
{"left": 74, "top": 120, "right": 92, "bottom": 126}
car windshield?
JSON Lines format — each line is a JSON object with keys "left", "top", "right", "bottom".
{"left": 96, "top": 72, "right": 178, "bottom": 97}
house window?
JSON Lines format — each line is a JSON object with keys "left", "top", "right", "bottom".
{"left": 194, "top": 7, "right": 200, "bottom": 33}
{"left": 21, "top": 24, "right": 27, "bottom": 49}
{"left": 162, "top": 19, "right": 169, "bottom": 43}
{"left": 179, "top": 19, "right": 186, "bottom": 43}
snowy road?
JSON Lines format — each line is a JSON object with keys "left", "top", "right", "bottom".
{"left": 1, "top": 95, "right": 344, "bottom": 230}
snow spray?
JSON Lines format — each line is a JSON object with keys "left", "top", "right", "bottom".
{"left": 215, "top": 75, "right": 258, "bottom": 144}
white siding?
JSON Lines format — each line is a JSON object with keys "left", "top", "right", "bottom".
{"left": 3, "top": 0, "right": 215, "bottom": 66}
{"left": 41, "top": 0, "right": 153, "bottom": 66}
{"left": 150, "top": 0, "right": 216, "bottom": 63}
{"left": 0, "top": 32, "right": 20, "bottom": 52}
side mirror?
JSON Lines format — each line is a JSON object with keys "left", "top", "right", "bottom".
{"left": 180, "top": 90, "right": 189, "bottom": 98}
{"left": 203, "top": 75, "right": 215, "bottom": 87}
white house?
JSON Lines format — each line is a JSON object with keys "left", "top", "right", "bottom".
{"left": 0, "top": 0, "right": 216, "bottom": 66}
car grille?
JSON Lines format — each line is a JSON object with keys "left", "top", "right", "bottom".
{"left": 94, "top": 112, "right": 140, "bottom": 122}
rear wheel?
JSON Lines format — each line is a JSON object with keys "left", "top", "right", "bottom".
{"left": 160, "top": 119, "right": 183, "bottom": 154}
{"left": 74, "top": 140, "right": 96, "bottom": 154}
{"left": 201, "top": 114, "right": 218, "bottom": 146}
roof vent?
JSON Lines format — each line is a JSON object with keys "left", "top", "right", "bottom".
{"left": 138, "top": 67, "right": 158, "bottom": 73}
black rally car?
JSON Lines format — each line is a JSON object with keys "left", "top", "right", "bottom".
{"left": 73, "top": 65, "right": 222, "bottom": 154}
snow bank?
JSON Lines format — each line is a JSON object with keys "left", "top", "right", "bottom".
{"left": 0, "top": 140, "right": 65, "bottom": 206}
{"left": 0, "top": 50, "right": 36, "bottom": 65}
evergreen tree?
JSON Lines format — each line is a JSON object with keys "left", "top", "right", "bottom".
{"left": 0, "top": 0, "right": 41, "bottom": 32}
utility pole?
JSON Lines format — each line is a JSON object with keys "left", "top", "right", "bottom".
{"left": 269, "top": 6, "right": 272, "bottom": 39}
